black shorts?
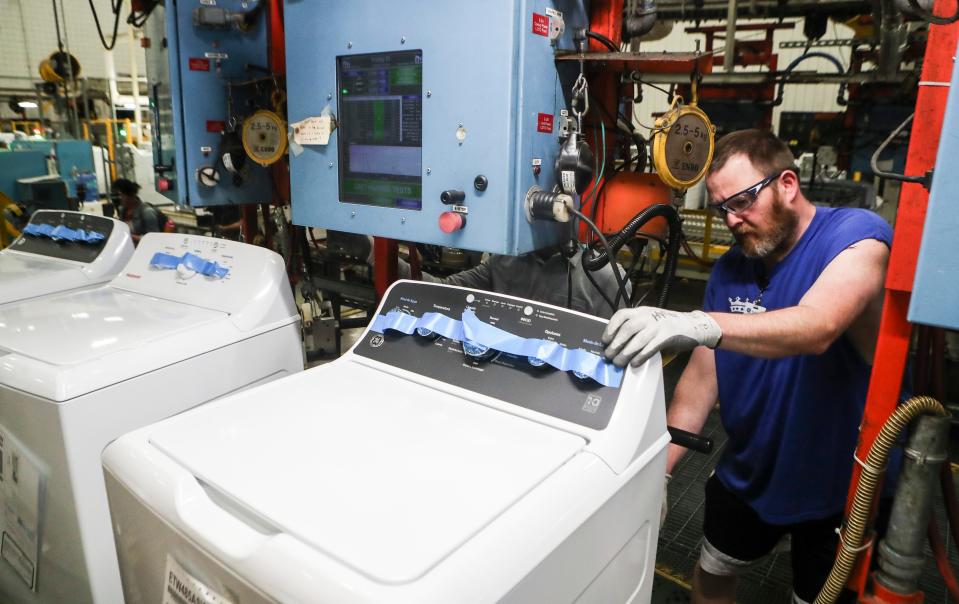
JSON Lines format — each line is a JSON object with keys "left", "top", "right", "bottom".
{"left": 701, "top": 474, "right": 857, "bottom": 603}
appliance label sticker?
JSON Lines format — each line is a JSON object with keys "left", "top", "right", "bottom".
{"left": 163, "top": 556, "right": 235, "bottom": 604}
{"left": 545, "top": 7, "right": 563, "bottom": 18}
{"left": 0, "top": 425, "right": 45, "bottom": 591}
{"left": 188, "top": 58, "right": 210, "bottom": 72}
{"left": 536, "top": 113, "right": 554, "bottom": 133}
{"left": 532, "top": 13, "right": 550, "bottom": 36}
{"left": 203, "top": 52, "right": 229, "bottom": 60}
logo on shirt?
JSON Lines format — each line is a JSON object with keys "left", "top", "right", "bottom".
{"left": 728, "top": 296, "right": 766, "bottom": 314}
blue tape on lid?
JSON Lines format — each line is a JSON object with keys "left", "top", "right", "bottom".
{"left": 22, "top": 223, "right": 105, "bottom": 243}
{"left": 369, "top": 309, "right": 622, "bottom": 388}
{"left": 149, "top": 252, "right": 230, "bottom": 278}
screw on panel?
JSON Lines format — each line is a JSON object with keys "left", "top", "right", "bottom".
{"left": 426, "top": 91, "right": 431, "bottom": 97}
{"left": 327, "top": 93, "right": 332, "bottom": 100}
{"left": 401, "top": 217, "right": 406, "bottom": 224}
{"left": 426, "top": 168, "right": 431, "bottom": 174}
{"left": 347, "top": 41, "right": 353, "bottom": 48}
{"left": 401, "top": 37, "right": 406, "bottom": 44}
{"left": 351, "top": 211, "right": 356, "bottom": 218}
{"left": 329, "top": 162, "right": 334, "bottom": 168}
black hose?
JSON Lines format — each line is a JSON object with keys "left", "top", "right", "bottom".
{"left": 586, "top": 30, "right": 620, "bottom": 52}
{"left": 764, "top": 51, "right": 848, "bottom": 107}
{"left": 907, "top": 0, "right": 959, "bottom": 24}
{"left": 581, "top": 203, "right": 682, "bottom": 308}
{"left": 569, "top": 206, "right": 629, "bottom": 313}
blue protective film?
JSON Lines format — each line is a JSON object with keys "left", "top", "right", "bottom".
{"left": 149, "top": 252, "right": 230, "bottom": 278}
{"left": 23, "top": 223, "right": 105, "bottom": 243}
{"left": 369, "top": 308, "right": 622, "bottom": 387}
{"left": 370, "top": 310, "right": 465, "bottom": 341}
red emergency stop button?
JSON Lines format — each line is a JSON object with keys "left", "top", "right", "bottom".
{"left": 439, "top": 211, "right": 465, "bottom": 233}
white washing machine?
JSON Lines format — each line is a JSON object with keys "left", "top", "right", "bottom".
{"left": 0, "top": 210, "right": 133, "bottom": 307}
{"left": 103, "top": 280, "right": 669, "bottom": 604}
{"left": 0, "top": 232, "right": 304, "bottom": 604}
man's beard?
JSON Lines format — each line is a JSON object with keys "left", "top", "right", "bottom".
{"left": 732, "top": 190, "right": 799, "bottom": 259}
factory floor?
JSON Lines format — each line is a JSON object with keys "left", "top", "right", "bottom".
{"left": 322, "top": 278, "right": 958, "bottom": 603}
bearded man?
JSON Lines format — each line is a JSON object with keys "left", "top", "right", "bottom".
{"left": 602, "top": 129, "right": 892, "bottom": 604}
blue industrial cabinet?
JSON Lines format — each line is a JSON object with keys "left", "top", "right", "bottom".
{"left": 285, "top": 0, "right": 588, "bottom": 254}
{"left": 910, "top": 38, "right": 959, "bottom": 331}
{"left": 147, "top": 0, "right": 273, "bottom": 206}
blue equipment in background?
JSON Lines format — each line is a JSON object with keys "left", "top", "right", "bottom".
{"left": 0, "top": 140, "right": 95, "bottom": 200}
{"left": 910, "top": 47, "right": 959, "bottom": 331}
{"left": 284, "top": 0, "right": 587, "bottom": 255}
{"left": 145, "top": 0, "right": 272, "bottom": 206}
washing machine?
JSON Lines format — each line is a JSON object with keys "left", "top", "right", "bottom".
{"left": 103, "top": 280, "right": 669, "bottom": 603}
{"left": 0, "top": 232, "right": 304, "bottom": 604}
{"left": 0, "top": 210, "right": 133, "bottom": 307}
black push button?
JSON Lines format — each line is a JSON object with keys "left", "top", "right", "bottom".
{"left": 440, "top": 189, "right": 465, "bottom": 205}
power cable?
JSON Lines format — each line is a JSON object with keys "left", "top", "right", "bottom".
{"left": 88, "top": 0, "right": 124, "bottom": 50}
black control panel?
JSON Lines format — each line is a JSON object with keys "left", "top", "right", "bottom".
{"left": 354, "top": 281, "right": 621, "bottom": 430}
{"left": 11, "top": 211, "right": 114, "bottom": 264}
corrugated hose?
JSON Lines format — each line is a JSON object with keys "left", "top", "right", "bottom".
{"left": 814, "top": 396, "right": 949, "bottom": 604}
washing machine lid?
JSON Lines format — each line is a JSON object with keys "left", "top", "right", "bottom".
{"left": 0, "top": 253, "right": 83, "bottom": 305}
{"left": 148, "top": 362, "right": 587, "bottom": 584}
{"left": 0, "top": 286, "right": 225, "bottom": 366}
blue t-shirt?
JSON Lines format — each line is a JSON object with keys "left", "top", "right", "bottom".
{"left": 704, "top": 206, "right": 892, "bottom": 524}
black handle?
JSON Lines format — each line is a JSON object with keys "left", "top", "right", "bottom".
{"left": 667, "top": 426, "right": 713, "bottom": 454}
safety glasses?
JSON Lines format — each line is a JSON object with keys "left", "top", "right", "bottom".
{"left": 708, "top": 170, "right": 786, "bottom": 216}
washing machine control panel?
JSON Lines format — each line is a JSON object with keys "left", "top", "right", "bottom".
{"left": 10, "top": 210, "right": 115, "bottom": 263}
{"left": 111, "top": 233, "right": 289, "bottom": 319}
{"left": 355, "top": 281, "right": 622, "bottom": 430}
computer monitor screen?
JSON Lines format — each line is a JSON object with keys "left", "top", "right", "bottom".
{"left": 336, "top": 50, "right": 423, "bottom": 210}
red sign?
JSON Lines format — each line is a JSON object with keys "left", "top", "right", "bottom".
{"left": 206, "top": 120, "right": 226, "bottom": 133}
{"left": 532, "top": 13, "right": 550, "bottom": 36}
{"left": 536, "top": 113, "right": 554, "bottom": 134}
{"left": 188, "top": 58, "right": 210, "bottom": 71}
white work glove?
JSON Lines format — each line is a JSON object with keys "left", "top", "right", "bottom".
{"left": 602, "top": 307, "right": 722, "bottom": 367}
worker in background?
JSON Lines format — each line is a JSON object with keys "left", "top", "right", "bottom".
{"left": 211, "top": 204, "right": 244, "bottom": 241}
{"left": 602, "top": 129, "right": 892, "bottom": 604}
{"left": 383, "top": 245, "right": 630, "bottom": 320}
{"left": 113, "top": 178, "right": 160, "bottom": 244}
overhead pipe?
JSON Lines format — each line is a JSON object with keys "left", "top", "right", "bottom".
{"left": 723, "top": 0, "right": 738, "bottom": 73}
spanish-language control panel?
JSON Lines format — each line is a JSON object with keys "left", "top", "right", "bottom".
{"left": 354, "top": 281, "right": 623, "bottom": 430}
{"left": 10, "top": 210, "right": 115, "bottom": 263}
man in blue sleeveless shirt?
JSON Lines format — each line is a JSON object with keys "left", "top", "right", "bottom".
{"left": 603, "top": 130, "right": 891, "bottom": 603}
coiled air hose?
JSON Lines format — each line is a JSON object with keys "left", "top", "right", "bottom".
{"left": 814, "top": 396, "right": 950, "bottom": 604}
{"left": 581, "top": 203, "right": 682, "bottom": 308}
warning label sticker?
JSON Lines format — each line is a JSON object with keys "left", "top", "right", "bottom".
{"left": 536, "top": 113, "right": 554, "bottom": 134}
{"left": 532, "top": 13, "right": 550, "bottom": 36}
{"left": 188, "top": 58, "right": 210, "bottom": 72}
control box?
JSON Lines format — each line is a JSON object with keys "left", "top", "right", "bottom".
{"left": 285, "top": 0, "right": 587, "bottom": 254}
{"left": 145, "top": 0, "right": 272, "bottom": 206}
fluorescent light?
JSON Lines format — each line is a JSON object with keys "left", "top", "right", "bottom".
{"left": 17, "top": 101, "right": 38, "bottom": 108}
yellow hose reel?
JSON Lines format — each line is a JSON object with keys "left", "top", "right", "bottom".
{"left": 651, "top": 87, "right": 716, "bottom": 190}
{"left": 39, "top": 51, "right": 81, "bottom": 83}
{"left": 241, "top": 110, "right": 287, "bottom": 167}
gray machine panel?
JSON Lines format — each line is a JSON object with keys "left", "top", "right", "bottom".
{"left": 354, "top": 282, "right": 620, "bottom": 430}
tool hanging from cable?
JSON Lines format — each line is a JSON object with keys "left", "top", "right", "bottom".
{"left": 650, "top": 78, "right": 715, "bottom": 190}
